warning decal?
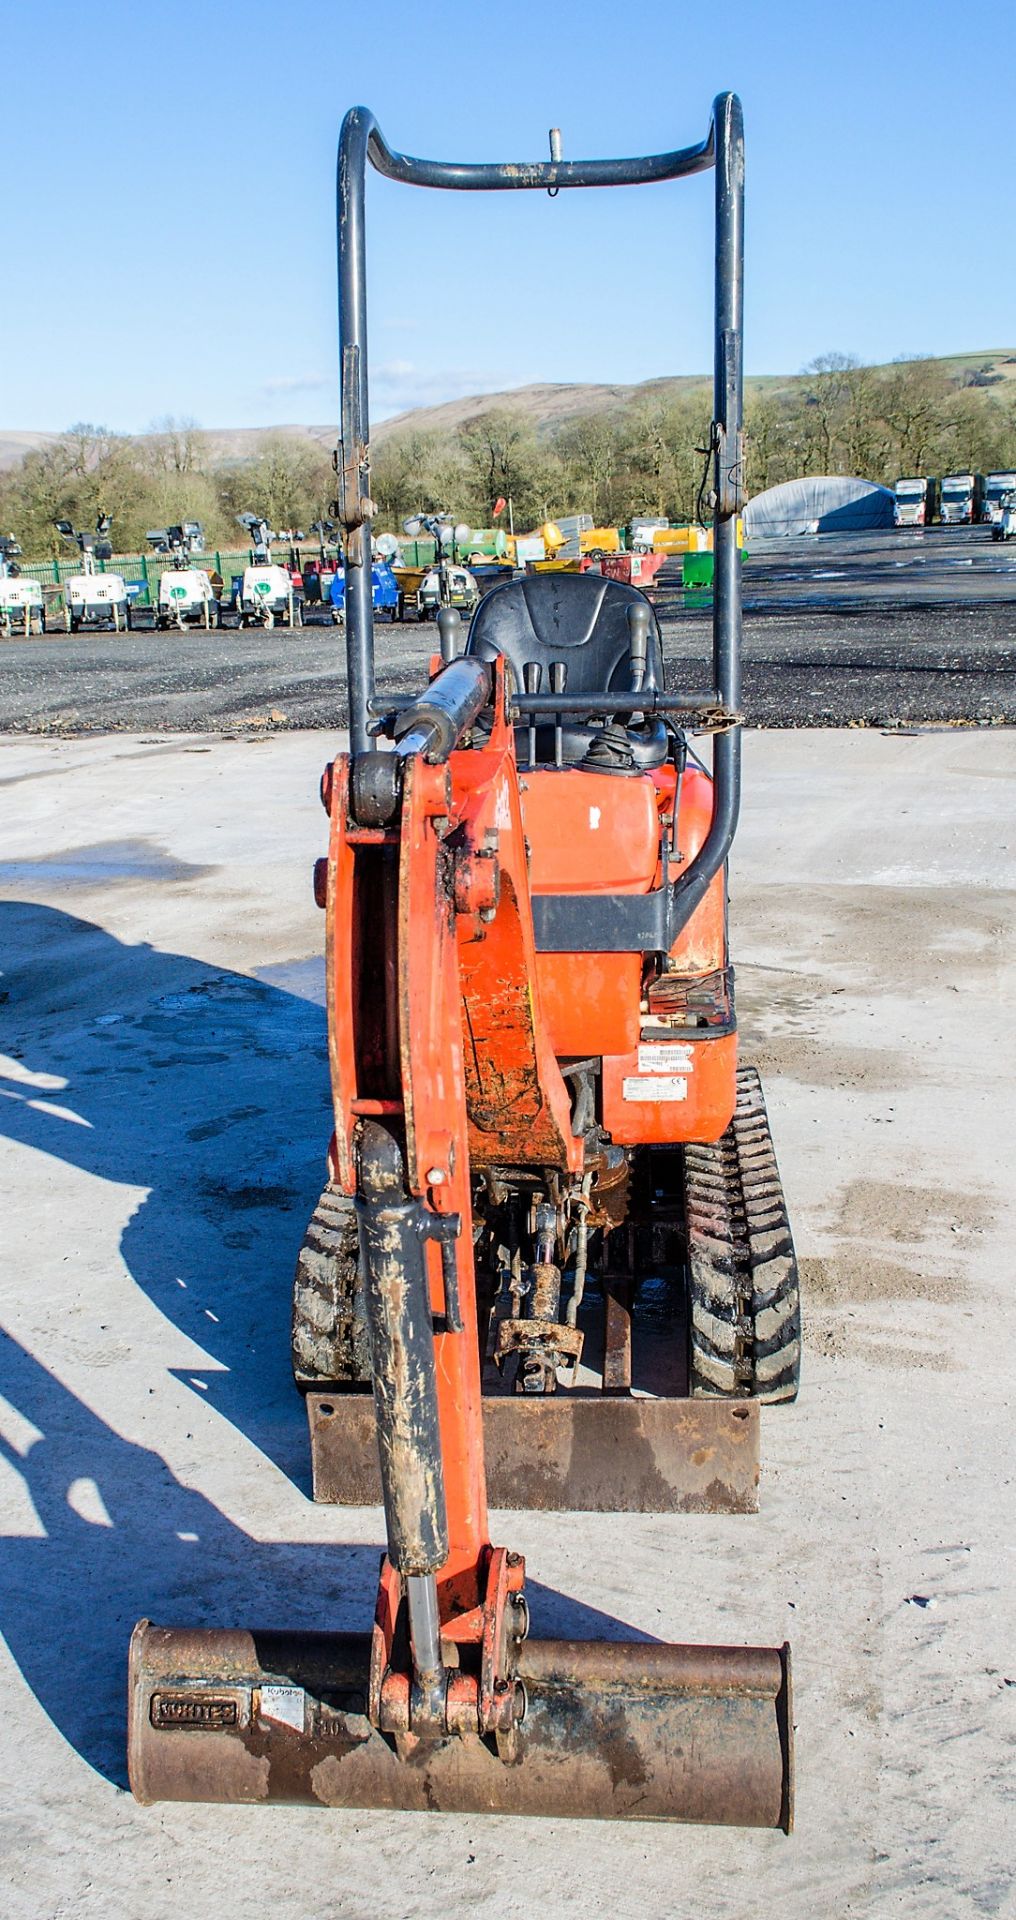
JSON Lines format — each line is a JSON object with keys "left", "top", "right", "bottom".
{"left": 259, "top": 1685, "right": 306, "bottom": 1731}
{"left": 637, "top": 1042, "right": 695, "bottom": 1074}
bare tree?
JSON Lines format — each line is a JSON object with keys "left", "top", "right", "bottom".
{"left": 458, "top": 412, "right": 542, "bottom": 523}
{"left": 551, "top": 413, "right": 620, "bottom": 522}
{"left": 148, "top": 415, "right": 202, "bottom": 474}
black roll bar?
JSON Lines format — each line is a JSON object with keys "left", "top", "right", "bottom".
{"left": 336, "top": 94, "right": 744, "bottom": 948}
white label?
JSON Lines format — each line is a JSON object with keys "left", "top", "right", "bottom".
{"left": 637, "top": 1042, "right": 695, "bottom": 1074}
{"left": 623, "top": 1075, "right": 688, "bottom": 1102}
{"left": 589, "top": 806, "right": 601, "bottom": 830}
{"left": 259, "top": 1685, "right": 305, "bottom": 1731}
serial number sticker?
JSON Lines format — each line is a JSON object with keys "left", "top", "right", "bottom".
{"left": 637, "top": 1042, "right": 695, "bottom": 1074}
{"left": 259, "top": 1684, "right": 305, "bottom": 1731}
{"left": 622, "top": 1074, "right": 688, "bottom": 1103}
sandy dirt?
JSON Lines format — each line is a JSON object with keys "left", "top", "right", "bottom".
{"left": 0, "top": 727, "right": 1014, "bottom": 1919}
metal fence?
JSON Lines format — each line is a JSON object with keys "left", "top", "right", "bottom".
{"left": 16, "top": 525, "right": 530, "bottom": 604}
{"left": 17, "top": 541, "right": 497, "bottom": 601}
{"left": 16, "top": 548, "right": 260, "bottom": 608}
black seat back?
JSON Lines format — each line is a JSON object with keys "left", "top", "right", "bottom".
{"left": 465, "top": 571, "right": 663, "bottom": 700}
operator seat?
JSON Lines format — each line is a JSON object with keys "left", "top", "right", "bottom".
{"left": 465, "top": 571, "right": 668, "bottom": 769}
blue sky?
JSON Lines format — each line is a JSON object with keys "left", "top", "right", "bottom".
{"left": 5, "top": 0, "right": 1014, "bottom": 432}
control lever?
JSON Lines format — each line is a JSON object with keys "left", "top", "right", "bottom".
{"left": 549, "top": 661, "right": 567, "bottom": 768}
{"left": 523, "top": 661, "right": 542, "bottom": 767}
{"left": 437, "top": 606, "right": 461, "bottom": 663}
{"left": 627, "top": 602, "right": 650, "bottom": 694}
{"left": 626, "top": 603, "right": 650, "bottom": 727}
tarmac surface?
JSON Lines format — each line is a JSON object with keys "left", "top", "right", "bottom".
{"left": 1, "top": 726, "right": 1014, "bottom": 1919}
{"left": 0, "top": 524, "right": 1013, "bottom": 732}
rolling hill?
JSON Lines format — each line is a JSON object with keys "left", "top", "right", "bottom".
{"left": 2, "top": 351, "right": 1014, "bottom": 471}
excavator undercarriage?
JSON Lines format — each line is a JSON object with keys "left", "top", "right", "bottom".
{"left": 295, "top": 1060, "right": 800, "bottom": 1514}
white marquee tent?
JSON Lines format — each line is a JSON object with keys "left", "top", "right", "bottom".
{"left": 744, "top": 475, "right": 895, "bottom": 538}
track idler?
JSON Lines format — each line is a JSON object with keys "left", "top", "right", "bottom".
{"left": 128, "top": 1622, "right": 792, "bottom": 1827}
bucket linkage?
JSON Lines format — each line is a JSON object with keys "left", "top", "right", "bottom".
{"left": 129, "top": 1042, "right": 792, "bottom": 1827}
{"left": 129, "top": 1123, "right": 791, "bottom": 1827}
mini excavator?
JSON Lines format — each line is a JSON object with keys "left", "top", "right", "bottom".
{"left": 129, "top": 91, "right": 799, "bottom": 1830}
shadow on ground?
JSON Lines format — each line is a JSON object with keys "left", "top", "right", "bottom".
{"left": 0, "top": 899, "right": 332, "bottom": 1486}
{"left": 0, "top": 906, "right": 649, "bottom": 1790}
{"left": 0, "top": 1330, "right": 641, "bottom": 1790}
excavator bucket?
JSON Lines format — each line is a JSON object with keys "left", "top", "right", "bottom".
{"left": 128, "top": 1624, "right": 792, "bottom": 1828}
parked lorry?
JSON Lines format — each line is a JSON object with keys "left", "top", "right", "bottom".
{"left": 939, "top": 473, "right": 984, "bottom": 525}
{"left": 982, "top": 472, "right": 1016, "bottom": 527}
{"left": 893, "top": 476, "right": 938, "bottom": 527}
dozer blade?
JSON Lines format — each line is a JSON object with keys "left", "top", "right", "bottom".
{"left": 128, "top": 1622, "right": 792, "bottom": 1828}
{"left": 306, "top": 1392, "right": 761, "bottom": 1515}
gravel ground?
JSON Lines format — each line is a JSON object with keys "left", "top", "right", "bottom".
{"left": 661, "top": 526, "right": 1016, "bottom": 727}
{"left": 0, "top": 526, "right": 1013, "bottom": 734}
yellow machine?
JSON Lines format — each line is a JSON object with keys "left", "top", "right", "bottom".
{"left": 652, "top": 521, "right": 744, "bottom": 555}
{"left": 506, "top": 522, "right": 622, "bottom": 565}
{"left": 580, "top": 525, "right": 622, "bottom": 555}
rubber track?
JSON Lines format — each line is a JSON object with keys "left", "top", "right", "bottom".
{"left": 683, "top": 1066, "right": 801, "bottom": 1402}
{"left": 291, "top": 1183, "right": 372, "bottom": 1390}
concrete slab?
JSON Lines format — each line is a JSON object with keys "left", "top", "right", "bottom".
{"left": 1, "top": 727, "right": 1014, "bottom": 1919}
